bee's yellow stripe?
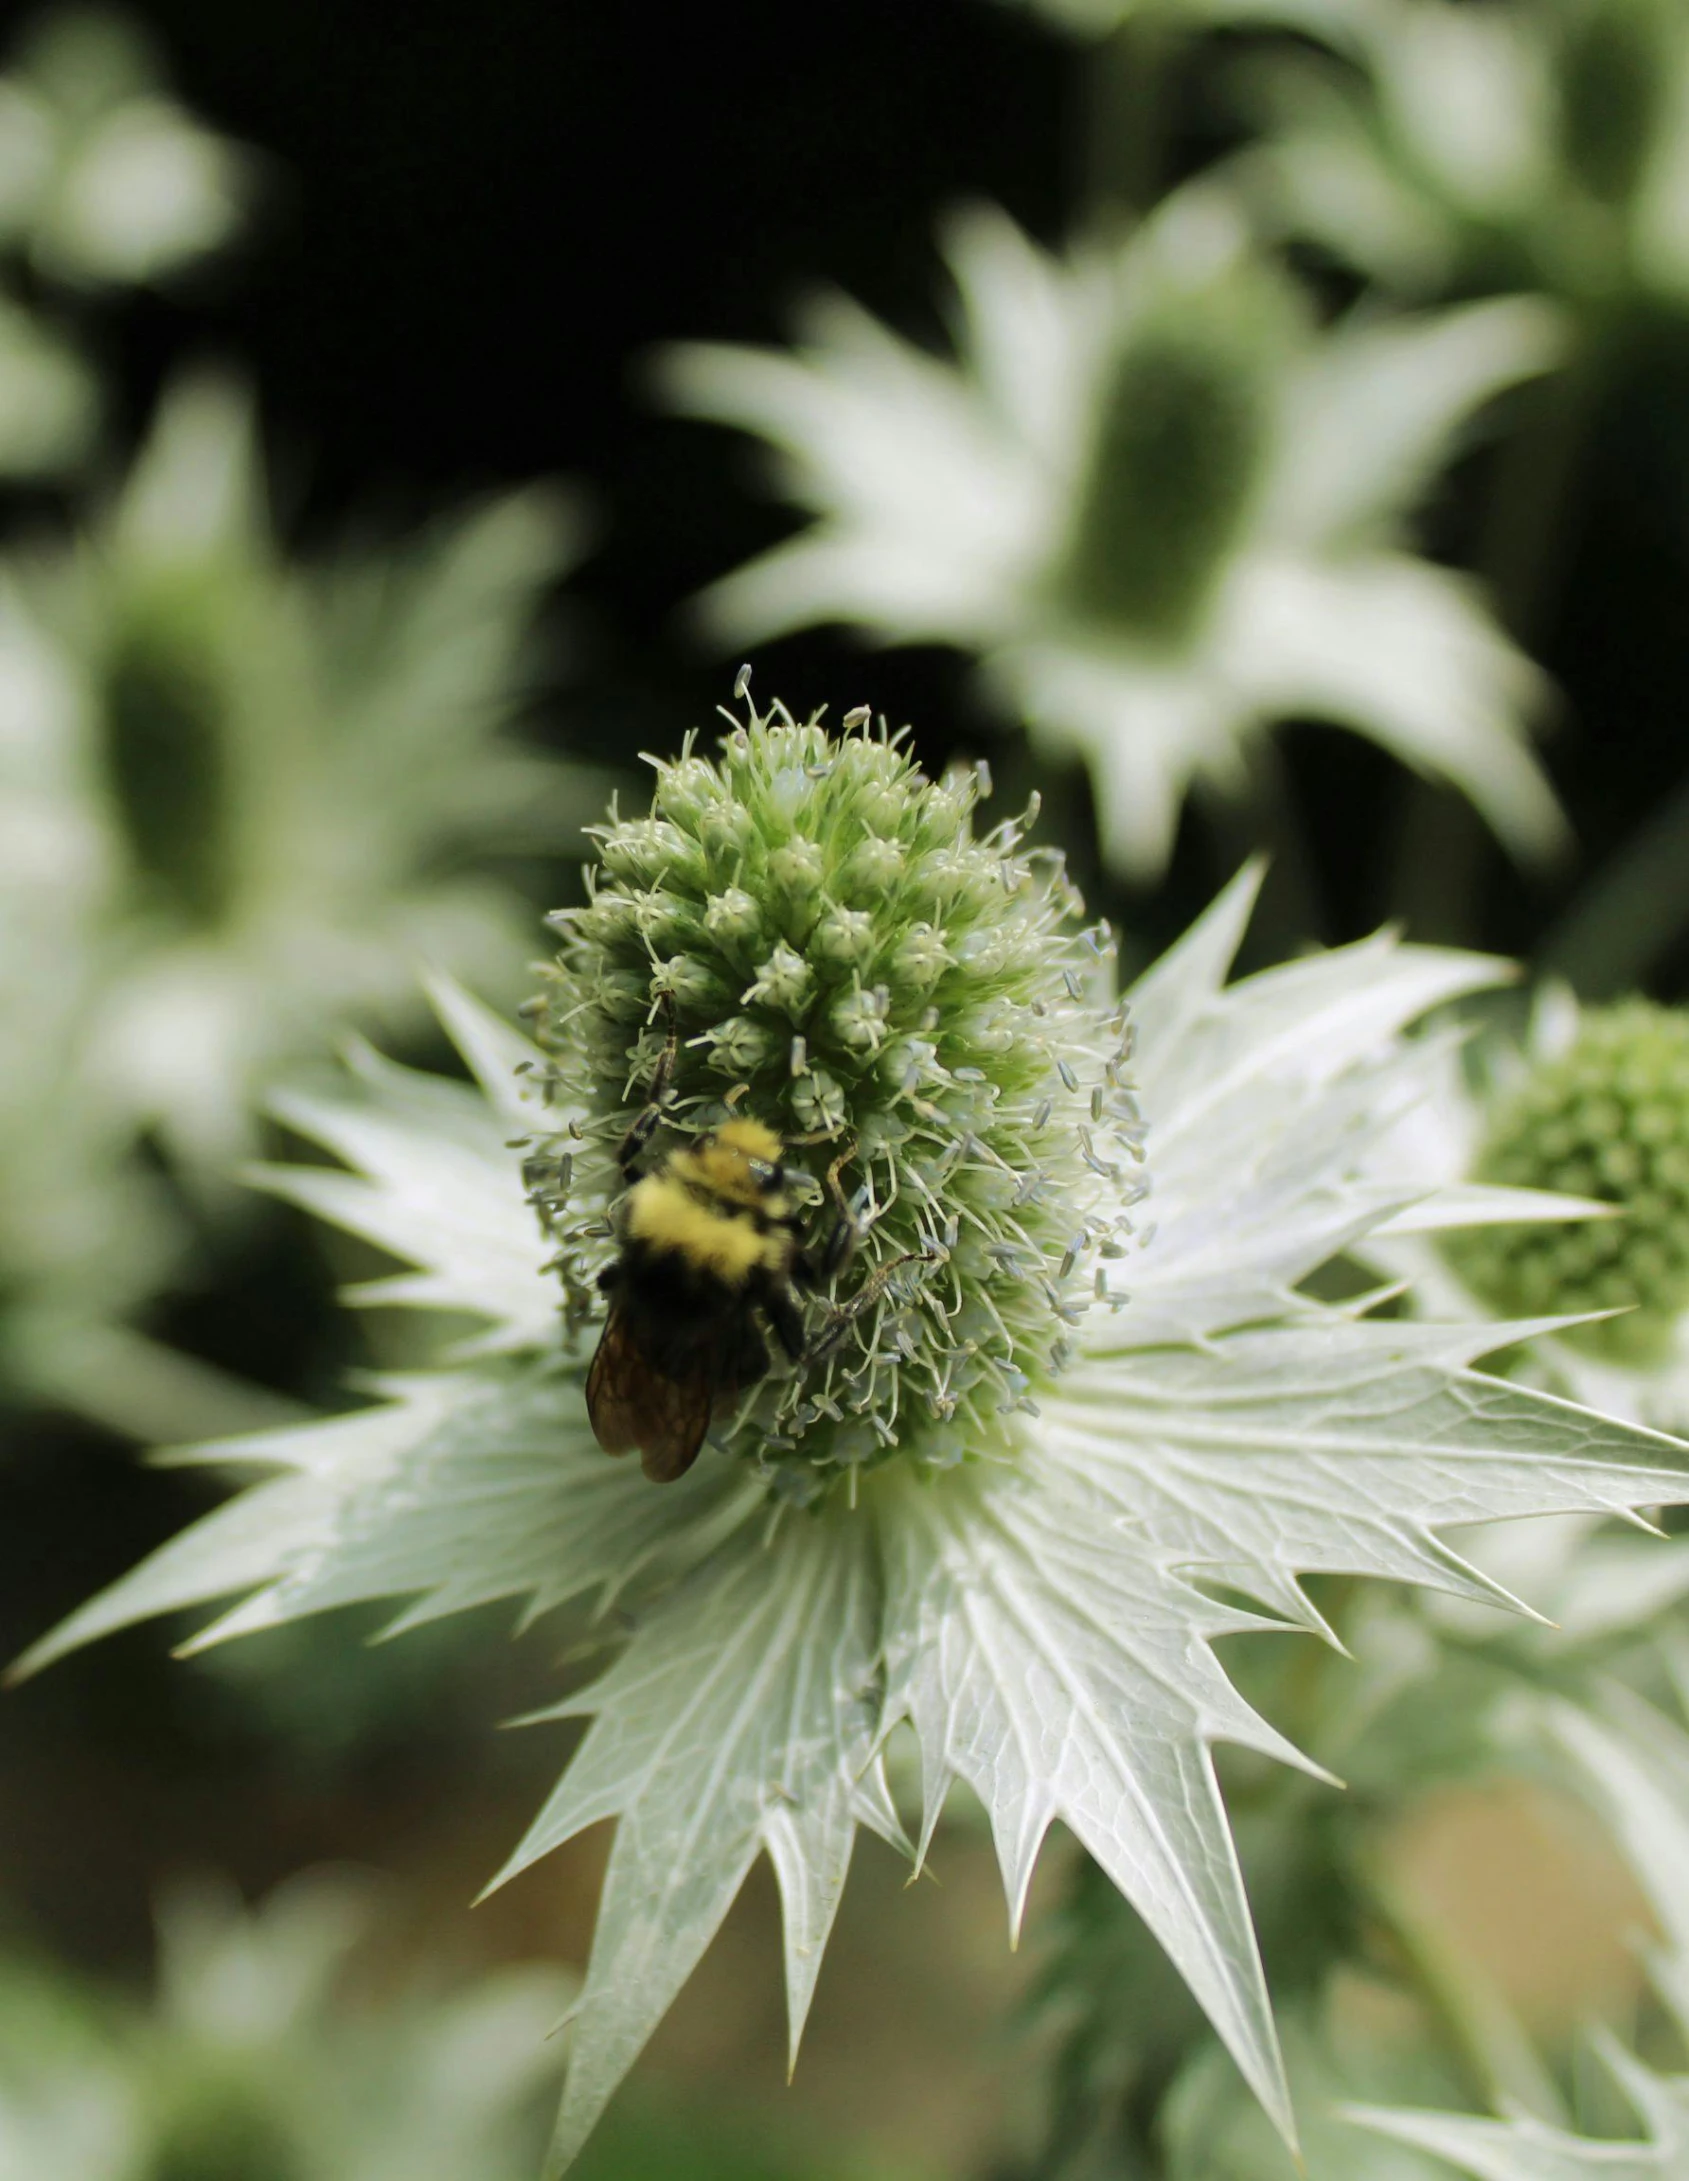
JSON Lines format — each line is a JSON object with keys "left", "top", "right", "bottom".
{"left": 626, "top": 1177, "right": 777, "bottom": 1285}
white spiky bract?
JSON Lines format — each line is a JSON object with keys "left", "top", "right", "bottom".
{"left": 24, "top": 858, "right": 1689, "bottom": 2174}
{"left": 661, "top": 184, "right": 1567, "bottom": 879}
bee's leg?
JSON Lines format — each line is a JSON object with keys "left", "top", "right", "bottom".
{"left": 794, "top": 1144, "right": 869, "bottom": 1293}
{"left": 801, "top": 1246, "right": 931, "bottom": 1366}
{"left": 616, "top": 994, "right": 680, "bottom": 1182}
{"left": 762, "top": 1280, "right": 809, "bottom": 1364}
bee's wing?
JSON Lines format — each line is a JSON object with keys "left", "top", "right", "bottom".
{"left": 586, "top": 1303, "right": 714, "bottom": 1482}
{"left": 637, "top": 1368, "right": 715, "bottom": 1483}
{"left": 585, "top": 1304, "right": 645, "bottom": 1456}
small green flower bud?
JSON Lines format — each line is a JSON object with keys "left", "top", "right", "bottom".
{"left": 651, "top": 750, "right": 726, "bottom": 828}
{"left": 891, "top": 923, "right": 951, "bottom": 987}
{"left": 831, "top": 983, "right": 892, "bottom": 1055}
{"left": 1446, "top": 1001, "right": 1689, "bottom": 1363}
{"left": 597, "top": 816, "right": 694, "bottom": 887}
{"left": 593, "top": 969, "right": 651, "bottom": 1023}
{"left": 769, "top": 838, "right": 825, "bottom": 904}
{"left": 792, "top": 1064, "right": 849, "bottom": 1137}
{"left": 702, "top": 1015, "right": 783, "bottom": 1077}
{"left": 840, "top": 834, "right": 904, "bottom": 897}
{"left": 628, "top": 888, "right": 690, "bottom": 949}
{"left": 742, "top": 940, "right": 814, "bottom": 1016}
{"left": 651, "top": 954, "right": 728, "bottom": 1012}
{"left": 703, "top": 886, "right": 763, "bottom": 948}
{"left": 813, "top": 905, "right": 876, "bottom": 969}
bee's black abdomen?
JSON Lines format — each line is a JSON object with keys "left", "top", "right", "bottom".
{"left": 610, "top": 1238, "right": 766, "bottom": 1386}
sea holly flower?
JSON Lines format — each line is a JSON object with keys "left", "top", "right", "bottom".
{"left": 0, "top": 1869, "right": 569, "bottom": 2180}
{"left": 660, "top": 186, "right": 1568, "bottom": 879}
{"left": 23, "top": 696, "right": 1689, "bottom": 2171}
{"left": 1, "top": 368, "right": 598, "bottom": 1179}
{"left": 1236, "top": 0, "right": 1689, "bottom": 320}
{"left": 1352, "top": 1686, "right": 1689, "bottom": 2179}
{"left": 0, "top": 5, "right": 254, "bottom": 291}
{"left": 0, "top": 582, "right": 287, "bottom": 1441}
{"left": 1362, "top": 989, "right": 1689, "bottom": 1434}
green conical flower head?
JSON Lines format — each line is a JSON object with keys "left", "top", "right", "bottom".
{"left": 1554, "top": 0, "right": 1676, "bottom": 209}
{"left": 1447, "top": 1001, "right": 1689, "bottom": 1361}
{"left": 101, "top": 574, "right": 241, "bottom": 926}
{"left": 529, "top": 692, "right": 1140, "bottom": 1494}
{"left": 142, "top": 2083, "right": 303, "bottom": 2181}
{"left": 1057, "top": 270, "right": 1288, "bottom": 648}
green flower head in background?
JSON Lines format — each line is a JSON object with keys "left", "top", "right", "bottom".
{"left": 0, "top": 1869, "right": 569, "bottom": 2181}
{"left": 1238, "top": 0, "right": 1689, "bottom": 317}
{"left": 1362, "top": 988, "right": 1689, "bottom": 1434}
{"left": 25, "top": 692, "right": 1689, "bottom": 2173}
{"left": 1, "top": 370, "right": 598, "bottom": 1182}
{"left": 662, "top": 186, "right": 1568, "bottom": 881}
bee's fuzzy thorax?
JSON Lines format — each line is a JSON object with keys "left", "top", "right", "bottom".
{"left": 681, "top": 1127, "right": 786, "bottom": 1211}
{"left": 713, "top": 1118, "right": 783, "bottom": 1164}
{"left": 624, "top": 1174, "right": 783, "bottom": 1287}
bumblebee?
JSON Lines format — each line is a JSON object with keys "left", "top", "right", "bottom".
{"left": 587, "top": 1115, "right": 836, "bottom": 1482}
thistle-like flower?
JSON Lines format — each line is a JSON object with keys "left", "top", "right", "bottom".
{"left": 1364, "top": 989, "right": 1689, "bottom": 1432}
{"left": 0, "top": 1870, "right": 569, "bottom": 2180}
{"left": 661, "top": 186, "right": 1568, "bottom": 879}
{"left": 0, "top": 369, "right": 597, "bottom": 1179}
{"left": 1237, "top": 0, "right": 1689, "bottom": 318}
{"left": 27, "top": 696, "right": 1689, "bottom": 2171}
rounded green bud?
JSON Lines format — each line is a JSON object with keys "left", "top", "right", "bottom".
{"left": 1446, "top": 1000, "right": 1689, "bottom": 1363}
{"left": 1555, "top": 0, "right": 1673, "bottom": 208}
{"left": 812, "top": 905, "right": 876, "bottom": 970}
{"left": 142, "top": 2080, "right": 303, "bottom": 2181}
{"left": 531, "top": 695, "right": 1141, "bottom": 1493}
{"left": 742, "top": 939, "right": 814, "bottom": 1016}
{"left": 102, "top": 580, "right": 235, "bottom": 925}
{"left": 1055, "top": 266, "right": 1292, "bottom": 650}
{"left": 703, "top": 885, "right": 763, "bottom": 947}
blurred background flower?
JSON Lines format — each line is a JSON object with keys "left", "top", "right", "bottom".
{"left": 0, "top": 5, "right": 251, "bottom": 292}
{"left": 5, "top": 370, "right": 596, "bottom": 1179}
{"left": 0, "top": 1868, "right": 570, "bottom": 2181}
{"left": 664, "top": 184, "right": 1567, "bottom": 882}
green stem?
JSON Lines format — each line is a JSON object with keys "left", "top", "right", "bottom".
{"left": 1392, "top": 320, "right": 1610, "bottom": 941}
{"left": 1078, "top": 8, "right": 1184, "bottom": 224}
{"left": 1477, "top": 324, "right": 1610, "bottom": 648}
{"left": 1539, "top": 762, "right": 1689, "bottom": 996}
{"left": 1388, "top": 785, "right": 1488, "bottom": 947}
{"left": 1361, "top": 1854, "right": 1568, "bottom": 2127}
{"left": 1208, "top": 738, "right": 1326, "bottom": 960}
